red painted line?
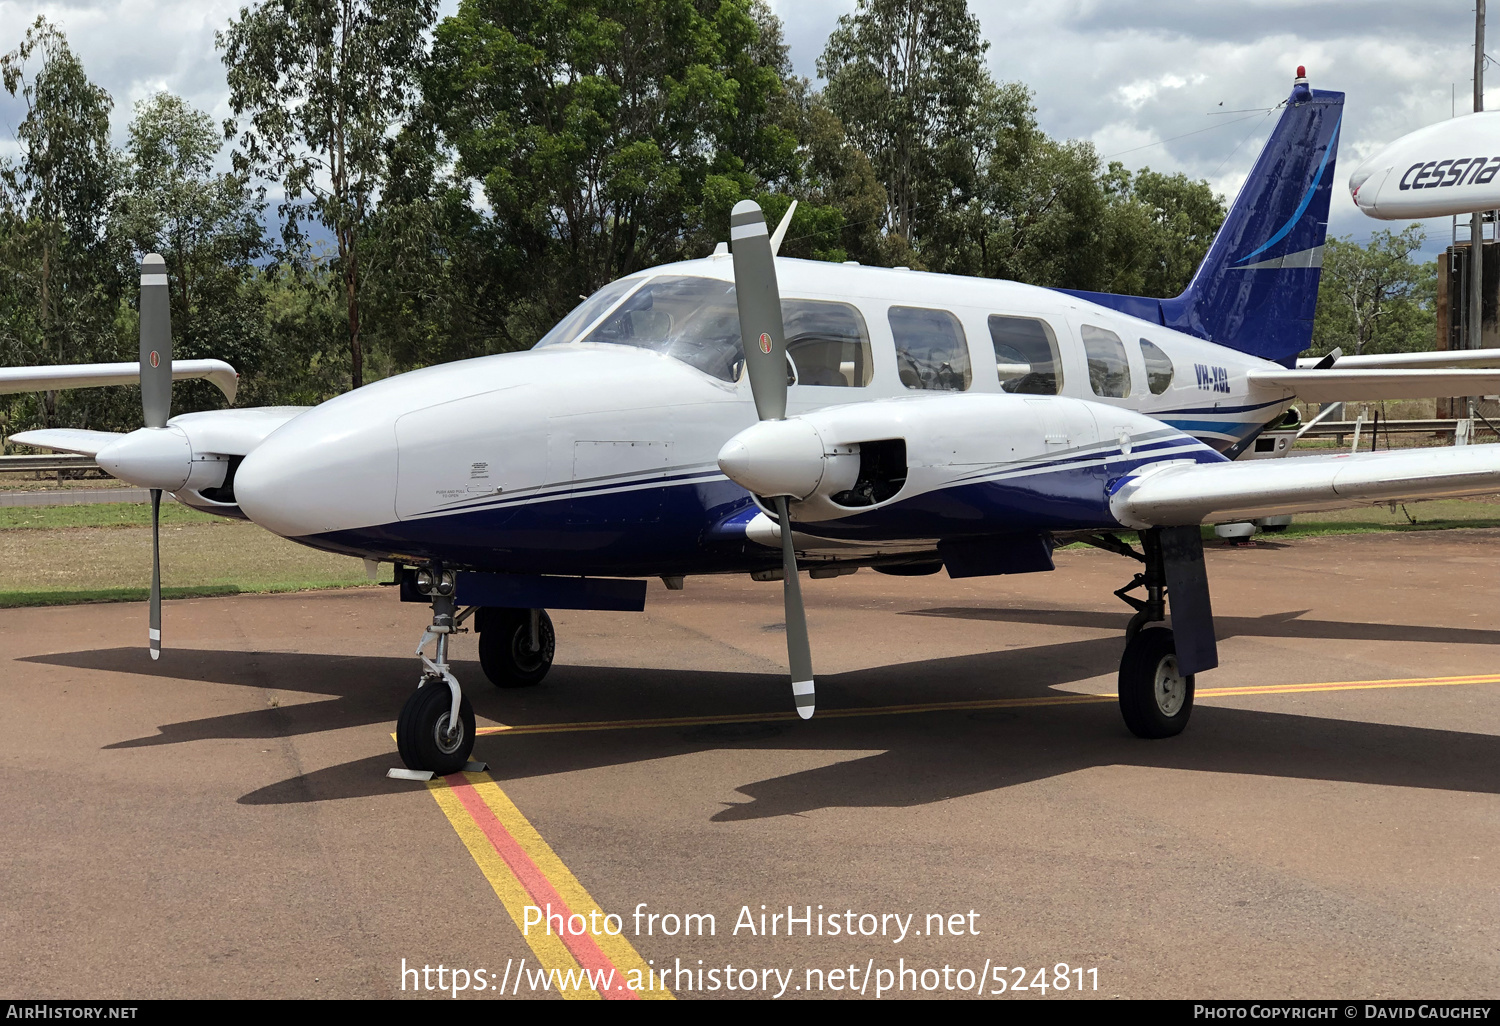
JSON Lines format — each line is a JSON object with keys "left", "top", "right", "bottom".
{"left": 445, "top": 774, "right": 638, "bottom": 1000}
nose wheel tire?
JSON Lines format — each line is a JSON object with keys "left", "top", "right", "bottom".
{"left": 397, "top": 681, "right": 476, "bottom": 774}
{"left": 1118, "top": 626, "right": 1194, "bottom": 739}
{"left": 478, "top": 608, "right": 555, "bottom": 688}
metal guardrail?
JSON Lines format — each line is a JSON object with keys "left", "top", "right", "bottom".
{"left": 1296, "top": 419, "right": 1497, "bottom": 438}
{"left": 0, "top": 453, "right": 100, "bottom": 473}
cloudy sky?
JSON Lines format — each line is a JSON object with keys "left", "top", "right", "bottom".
{"left": 0, "top": 0, "right": 1489, "bottom": 259}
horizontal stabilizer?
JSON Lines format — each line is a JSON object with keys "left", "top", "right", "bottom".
{"left": 1295, "top": 349, "right": 1500, "bottom": 370}
{"left": 7, "top": 428, "right": 123, "bottom": 457}
{"left": 1111, "top": 444, "right": 1500, "bottom": 526}
{"left": 1247, "top": 367, "right": 1500, "bottom": 402}
{"left": 0, "top": 360, "right": 238, "bottom": 403}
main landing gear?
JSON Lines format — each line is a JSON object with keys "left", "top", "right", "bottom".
{"left": 1082, "top": 526, "right": 1218, "bottom": 740}
{"left": 394, "top": 566, "right": 561, "bottom": 773}
{"left": 477, "top": 607, "right": 555, "bottom": 688}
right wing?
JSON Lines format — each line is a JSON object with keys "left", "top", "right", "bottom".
{"left": 1110, "top": 445, "right": 1500, "bottom": 527}
{"left": 0, "top": 360, "right": 238, "bottom": 403}
{"left": 1293, "top": 349, "right": 1500, "bottom": 370}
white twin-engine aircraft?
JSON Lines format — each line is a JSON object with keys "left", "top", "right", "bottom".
{"left": 12, "top": 69, "right": 1500, "bottom": 774}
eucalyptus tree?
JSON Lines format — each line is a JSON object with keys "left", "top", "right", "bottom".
{"left": 0, "top": 17, "right": 122, "bottom": 428}
{"left": 218, "top": 0, "right": 438, "bottom": 389}
{"left": 817, "top": 0, "right": 993, "bottom": 251}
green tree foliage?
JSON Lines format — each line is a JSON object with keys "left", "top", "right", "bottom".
{"left": 1310, "top": 227, "right": 1437, "bottom": 357}
{"left": 0, "top": 17, "right": 123, "bottom": 429}
{"left": 818, "top": 0, "right": 992, "bottom": 252}
{"left": 219, "top": 0, "right": 439, "bottom": 389}
{"left": 112, "top": 93, "right": 275, "bottom": 412}
{"left": 422, "top": 0, "right": 815, "bottom": 348}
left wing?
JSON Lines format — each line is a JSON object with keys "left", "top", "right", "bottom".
{"left": 1110, "top": 444, "right": 1500, "bottom": 527}
{"left": 0, "top": 360, "right": 238, "bottom": 403}
{"left": 1246, "top": 367, "right": 1500, "bottom": 402}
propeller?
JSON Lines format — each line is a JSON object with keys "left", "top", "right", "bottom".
{"left": 139, "top": 253, "right": 172, "bottom": 660}
{"left": 729, "top": 200, "right": 815, "bottom": 719}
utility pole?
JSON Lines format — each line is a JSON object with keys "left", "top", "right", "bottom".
{"left": 1471, "top": 0, "right": 1486, "bottom": 353}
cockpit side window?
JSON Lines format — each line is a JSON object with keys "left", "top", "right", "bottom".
{"left": 988, "top": 315, "right": 1061, "bottom": 395}
{"left": 574, "top": 276, "right": 743, "bottom": 381}
{"left": 533, "top": 277, "right": 641, "bottom": 349}
{"left": 784, "top": 300, "right": 873, "bottom": 387}
{"left": 1140, "top": 339, "right": 1174, "bottom": 395}
{"left": 888, "top": 306, "right": 971, "bottom": 391}
{"left": 1081, "top": 324, "right": 1131, "bottom": 398}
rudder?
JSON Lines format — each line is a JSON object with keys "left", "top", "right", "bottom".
{"left": 1061, "top": 70, "right": 1344, "bottom": 367}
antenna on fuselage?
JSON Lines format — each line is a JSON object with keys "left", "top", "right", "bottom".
{"left": 769, "top": 200, "right": 797, "bottom": 256}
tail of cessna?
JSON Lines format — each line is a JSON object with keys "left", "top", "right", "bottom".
{"left": 1064, "top": 68, "right": 1342, "bottom": 367}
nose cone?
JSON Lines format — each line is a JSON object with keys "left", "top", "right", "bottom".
{"left": 717, "top": 418, "right": 828, "bottom": 500}
{"left": 236, "top": 399, "right": 398, "bottom": 538}
{"left": 96, "top": 427, "right": 192, "bottom": 490}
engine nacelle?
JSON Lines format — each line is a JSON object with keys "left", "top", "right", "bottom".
{"left": 719, "top": 393, "right": 1151, "bottom": 523}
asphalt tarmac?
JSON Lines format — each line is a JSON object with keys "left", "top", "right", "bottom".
{"left": 2, "top": 529, "right": 1498, "bottom": 1000}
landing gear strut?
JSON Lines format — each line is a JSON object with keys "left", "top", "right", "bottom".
{"left": 396, "top": 568, "right": 476, "bottom": 774}
{"left": 1084, "top": 526, "right": 1217, "bottom": 740}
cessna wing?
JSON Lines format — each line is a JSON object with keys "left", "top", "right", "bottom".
{"left": 0, "top": 360, "right": 239, "bottom": 403}
{"left": 1110, "top": 444, "right": 1500, "bottom": 527}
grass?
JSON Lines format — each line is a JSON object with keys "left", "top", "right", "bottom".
{"left": 0, "top": 501, "right": 226, "bottom": 530}
{"left": 3, "top": 494, "right": 1500, "bottom": 610}
{"left": 0, "top": 507, "right": 374, "bottom": 608}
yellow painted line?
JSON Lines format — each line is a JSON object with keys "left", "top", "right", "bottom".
{"left": 474, "top": 672, "right": 1500, "bottom": 738}
{"left": 425, "top": 777, "right": 598, "bottom": 1000}
{"left": 422, "top": 769, "right": 671, "bottom": 1000}
{"left": 464, "top": 775, "right": 671, "bottom": 1000}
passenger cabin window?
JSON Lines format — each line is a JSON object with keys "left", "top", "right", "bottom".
{"left": 889, "top": 306, "right": 971, "bottom": 391}
{"left": 988, "top": 315, "right": 1061, "bottom": 394}
{"left": 1140, "top": 339, "right": 1174, "bottom": 395}
{"left": 785, "top": 300, "right": 873, "bottom": 386}
{"left": 1081, "top": 325, "right": 1131, "bottom": 398}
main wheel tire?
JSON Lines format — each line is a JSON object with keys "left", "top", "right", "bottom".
{"left": 478, "top": 608, "right": 555, "bottom": 688}
{"left": 396, "top": 681, "right": 475, "bottom": 774}
{"left": 1118, "top": 626, "right": 1194, "bottom": 739}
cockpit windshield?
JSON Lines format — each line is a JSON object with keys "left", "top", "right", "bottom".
{"left": 536, "top": 274, "right": 874, "bottom": 386}
{"left": 574, "top": 275, "right": 743, "bottom": 380}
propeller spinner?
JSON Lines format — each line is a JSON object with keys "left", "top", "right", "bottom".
{"left": 728, "top": 200, "right": 815, "bottom": 719}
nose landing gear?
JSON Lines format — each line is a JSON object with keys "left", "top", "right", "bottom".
{"left": 396, "top": 572, "right": 477, "bottom": 775}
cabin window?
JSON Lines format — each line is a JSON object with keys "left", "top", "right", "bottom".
{"left": 1140, "top": 339, "right": 1174, "bottom": 395}
{"left": 785, "top": 300, "right": 873, "bottom": 386}
{"left": 988, "top": 315, "right": 1061, "bottom": 395}
{"left": 1081, "top": 325, "right": 1131, "bottom": 398}
{"left": 888, "top": 306, "right": 971, "bottom": 391}
{"left": 533, "top": 276, "right": 642, "bottom": 348}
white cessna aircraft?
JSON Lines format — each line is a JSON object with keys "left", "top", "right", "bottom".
{"left": 13, "top": 70, "right": 1500, "bottom": 774}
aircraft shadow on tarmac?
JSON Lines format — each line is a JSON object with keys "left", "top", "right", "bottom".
{"left": 23, "top": 608, "right": 1500, "bottom": 819}
{"left": 905, "top": 605, "right": 1500, "bottom": 647}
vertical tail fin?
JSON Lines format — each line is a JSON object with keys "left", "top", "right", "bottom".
{"left": 1062, "top": 71, "right": 1344, "bottom": 366}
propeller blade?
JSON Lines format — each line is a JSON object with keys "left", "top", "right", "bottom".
{"left": 775, "top": 496, "right": 814, "bottom": 718}
{"left": 139, "top": 253, "right": 172, "bottom": 429}
{"left": 149, "top": 488, "right": 162, "bottom": 660}
{"left": 730, "top": 200, "right": 788, "bottom": 423}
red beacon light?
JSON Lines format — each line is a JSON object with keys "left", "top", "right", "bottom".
{"left": 1296, "top": 65, "right": 1306, "bottom": 79}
